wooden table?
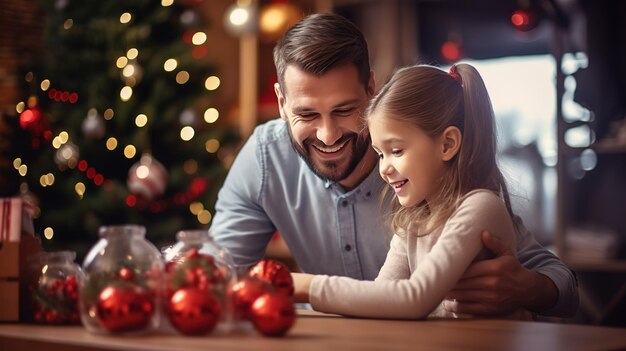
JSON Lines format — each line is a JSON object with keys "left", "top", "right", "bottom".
{"left": 1, "top": 310, "right": 625, "bottom": 351}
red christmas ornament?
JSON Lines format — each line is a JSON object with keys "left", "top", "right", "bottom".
{"left": 168, "top": 287, "right": 221, "bottom": 335}
{"left": 229, "top": 276, "right": 274, "bottom": 319}
{"left": 249, "top": 291, "right": 295, "bottom": 337}
{"left": 248, "top": 259, "right": 294, "bottom": 297}
{"left": 19, "top": 106, "right": 49, "bottom": 138}
{"left": 119, "top": 267, "right": 135, "bottom": 281}
{"left": 96, "top": 285, "right": 154, "bottom": 333}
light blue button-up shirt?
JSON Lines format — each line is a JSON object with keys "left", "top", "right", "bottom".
{"left": 210, "top": 118, "right": 389, "bottom": 280}
{"left": 210, "top": 118, "right": 578, "bottom": 316}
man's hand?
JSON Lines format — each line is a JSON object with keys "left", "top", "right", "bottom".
{"left": 445, "top": 231, "right": 558, "bottom": 316}
{"left": 291, "top": 272, "right": 315, "bottom": 303}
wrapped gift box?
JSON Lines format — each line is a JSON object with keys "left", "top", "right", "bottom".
{"left": 0, "top": 197, "right": 41, "bottom": 321}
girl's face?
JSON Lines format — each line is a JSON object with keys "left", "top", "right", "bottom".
{"left": 369, "top": 113, "right": 448, "bottom": 207}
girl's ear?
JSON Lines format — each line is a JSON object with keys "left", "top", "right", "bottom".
{"left": 440, "top": 126, "right": 462, "bottom": 161}
{"left": 274, "top": 82, "right": 287, "bottom": 120}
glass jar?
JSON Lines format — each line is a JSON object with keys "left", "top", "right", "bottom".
{"left": 30, "top": 251, "right": 84, "bottom": 324}
{"left": 162, "top": 230, "right": 237, "bottom": 335}
{"left": 79, "top": 225, "right": 164, "bottom": 334}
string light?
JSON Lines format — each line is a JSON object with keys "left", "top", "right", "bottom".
{"left": 43, "top": 227, "right": 54, "bottom": 240}
{"left": 180, "top": 126, "right": 195, "bottom": 141}
{"left": 120, "top": 86, "right": 133, "bottom": 101}
{"left": 204, "top": 76, "right": 220, "bottom": 90}
{"left": 103, "top": 108, "right": 114, "bottom": 120}
{"left": 120, "top": 12, "right": 132, "bottom": 24}
{"left": 176, "top": 71, "right": 190, "bottom": 84}
{"left": 106, "top": 137, "right": 118, "bottom": 150}
{"left": 135, "top": 114, "right": 148, "bottom": 127}
{"left": 164, "top": 58, "right": 178, "bottom": 72}
{"left": 203, "top": 108, "right": 219, "bottom": 123}
{"left": 191, "top": 32, "right": 207, "bottom": 45}
{"left": 127, "top": 48, "right": 138, "bottom": 59}
{"left": 205, "top": 139, "right": 220, "bottom": 153}
{"left": 124, "top": 145, "right": 137, "bottom": 158}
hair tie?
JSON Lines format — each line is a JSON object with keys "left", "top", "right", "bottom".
{"left": 449, "top": 65, "right": 463, "bottom": 86}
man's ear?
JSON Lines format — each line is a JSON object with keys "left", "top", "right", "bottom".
{"left": 440, "top": 126, "right": 462, "bottom": 161}
{"left": 367, "top": 70, "right": 376, "bottom": 97}
{"left": 274, "top": 82, "right": 287, "bottom": 120}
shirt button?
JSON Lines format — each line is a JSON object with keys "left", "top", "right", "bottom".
{"left": 342, "top": 200, "right": 348, "bottom": 207}
{"left": 344, "top": 244, "right": 352, "bottom": 251}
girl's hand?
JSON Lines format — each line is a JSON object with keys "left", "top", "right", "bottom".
{"left": 291, "top": 272, "right": 315, "bottom": 303}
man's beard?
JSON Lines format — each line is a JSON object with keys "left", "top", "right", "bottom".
{"left": 288, "top": 128, "right": 371, "bottom": 182}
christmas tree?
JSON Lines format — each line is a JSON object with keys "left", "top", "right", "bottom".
{"left": 14, "top": 0, "right": 238, "bottom": 258}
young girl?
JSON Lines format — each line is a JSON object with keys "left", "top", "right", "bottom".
{"left": 292, "top": 63, "right": 529, "bottom": 320}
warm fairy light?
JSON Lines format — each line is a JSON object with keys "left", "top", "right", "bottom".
{"left": 180, "top": 126, "right": 195, "bottom": 141}
{"left": 46, "top": 173, "right": 55, "bottom": 186}
{"left": 164, "top": 58, "right": 178, "bottom": 72}
{"left": 135, "top": 114, "right": 148, "bottom": 127}
{"left": 27, "top": 96, "right": 38, "bottom": 108}
{"left": 120, "top": 86, "right": 133, "bottom": 101}
{"left": 120, "top": 12, "right": 132, "bottom": 24}
{"left": 204, "top": 76, "right": 220, "bottom": 90}
{"left": 40, "top": 79, "right": 51, "bottom": 91}
{"left": 189, "top": 202, "right": 203, "bottom": 215}
{"left": 59, "top": 131, "right": 69, "bottom": 144}
{"left": 192, "top": 32, "right": 207, "bottom": 45}
{"left": 197, "top": 210, "right": 212, "bottom": 224}
{"left": 204, "top": 108, "right": 219, "bottom": 123}
{"left": 15, "top": 101, "right": 25, "bottom": 113}
{"left": 229, "top": 8, "right": 249, "bottom": 26}
{"left": 161, "top": 0, "right": 174, "bottom": 6}
{"left": 136, "top": 165, "right": 149, "bottom": 179}
{"left": 106, "top": 137, "right": 118, "bottom": 150}
{"left": 104, "top": 108, "right": 114, "bottom": 120}
{"left": 61, "top": 146, "right": 74, "bottom": 160}
{"left": 38, "top": 173, "right": 54, "bottom": 187}
{"left": 25, "top": 72, "right": 33, "bottom": 82}
{"left": 63, "top": 19, "right": 73, "bottom": 30}
{"left": 52, "top": 137, "right": 61, "bottom": 149}
{"left": 122, "top": 64, "right": 135, "bottom": 77}
{"left": 205, "top": 139, "right": 220, "bottom": 153}
{"left": 75, "top": 182, "right": 85, "bottom": 198}
{"left": 176, "top": 71, "right": 190, "bottom": 84}
{"left": 183, "top": 159, "right": 198, "bottom": 174}
{"left": 127, "top": 48, "right": 138, "bottom": 60}
{"left": 116, "top": 56, "right": 128, "bottom": 68}
{"left": 124, "top": 145, "right": 137, "bottom": 158}
{"left": 18, "top": 164, "right": 27, "bottom": 176}
{"left": 12, "top": 158, "right": 21, "bottom": 169}
{"left": 43, "top": 227, "right": 54, "bottom": 240}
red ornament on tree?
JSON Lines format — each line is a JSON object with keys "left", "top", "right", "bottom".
{"left": 249, "top": 291, "right": 296, "bottom": 337}
{"left": 248, "top": 259, "right": 294, "bottom": 297}
{"left": 96, "top": 284, "right": 154, "bottom": 333}
{"left": 168, "top": 287, "right": 221, "bottom": 335}
{"left": 229, "top": 276, "right": 274, "bottom": 320}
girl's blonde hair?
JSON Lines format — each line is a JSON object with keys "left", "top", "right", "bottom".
{"left": 366, "top": 63, "right": 514, "bottom": 236}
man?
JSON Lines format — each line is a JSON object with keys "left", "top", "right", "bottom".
{"left": 210, "top": 13, "right": 578, "bottom": 317}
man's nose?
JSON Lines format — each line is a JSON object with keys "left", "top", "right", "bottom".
{"left": 316, "top": 118, "right": 342, "bottom": 145}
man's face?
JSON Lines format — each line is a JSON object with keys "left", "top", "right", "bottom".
{"left": 275, "top": 64, "right": 374, "bottom": 183}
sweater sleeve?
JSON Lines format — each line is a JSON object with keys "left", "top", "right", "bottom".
{"left": 309, "top": 190, "right": 516, "bottom": 319}
{"left": 375, "top": 234, "right": 410, "bottom": 281}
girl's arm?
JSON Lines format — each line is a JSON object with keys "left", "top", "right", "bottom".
{"left": 306, "top": 190, "right": 517, "bottom": 319}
